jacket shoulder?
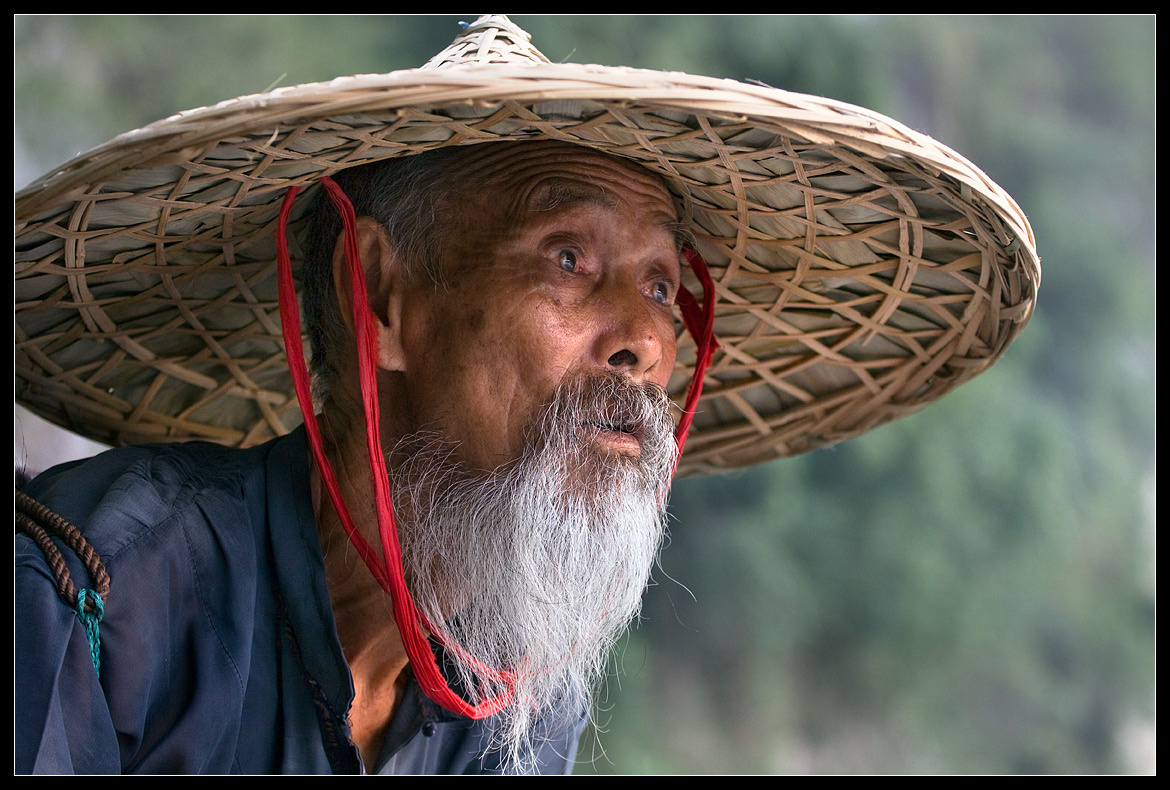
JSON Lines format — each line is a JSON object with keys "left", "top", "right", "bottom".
{"left": 16, "top": 440, "right": 280, "bottom": 773}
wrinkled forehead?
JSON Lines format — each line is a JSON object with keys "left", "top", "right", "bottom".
{"left": 446, "top": 141, "right": 684, "bottom": 239}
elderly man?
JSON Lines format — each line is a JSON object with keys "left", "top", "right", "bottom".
{"left": 18, "top": 139, "right": 681, "bottom": 773}
{"left": 293, "top": 141, "right": 686, "bottom": 766}
{"left": 15, "top": 17, "right": 1038, "bottom": 774}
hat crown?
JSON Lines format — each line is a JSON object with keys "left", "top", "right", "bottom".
{"left": 420, "top": 15, "right": 551, "bottom": 71}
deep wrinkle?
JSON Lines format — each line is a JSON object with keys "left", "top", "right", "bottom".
{"left": 391, "top": 142, "right": 684, "bottom": 473}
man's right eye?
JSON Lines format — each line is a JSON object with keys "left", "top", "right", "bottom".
{"left": 558, "top": 250, "right": 578, "bottom": 273}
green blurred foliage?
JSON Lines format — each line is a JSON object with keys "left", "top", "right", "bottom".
{"left": 15, "top": 15, "right": 1154, "bottom": 774}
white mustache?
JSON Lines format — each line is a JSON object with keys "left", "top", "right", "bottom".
{"left": 533, "top": 373, "right": 676, "bottom": 480}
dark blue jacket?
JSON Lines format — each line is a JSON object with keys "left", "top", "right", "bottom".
{"left": 15, "top": 429, "right": 584, "bottom": 774}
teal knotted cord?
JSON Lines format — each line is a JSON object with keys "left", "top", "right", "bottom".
{"left": 16, "top": 488, "right": 111, "bottom": 679}
{"left": 75, "top": 589, "right": 105, "bottom": 676}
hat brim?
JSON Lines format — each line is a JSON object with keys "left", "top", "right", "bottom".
{"left": 15, "top": 59, "right": 1039, "bottom": 476}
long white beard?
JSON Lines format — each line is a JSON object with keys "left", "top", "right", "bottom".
{"left": 393, "top": 373, "right": 677, "bottom": 769}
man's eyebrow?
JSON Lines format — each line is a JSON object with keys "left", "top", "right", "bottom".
{"left": 529, "top": 180, "right": 618, "bottom": 212}
{"left": 530, "top": 181, "right": 693, "bottom": 251}
{"left": 665, "top": 220, "right": 696, "bottom": 254}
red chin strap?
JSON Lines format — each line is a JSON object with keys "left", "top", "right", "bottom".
{"left": 674, "top": 246, "right": 720, "bottom": 462}
{"left": 275, "top": 177, "right": 718, "bottom": 719}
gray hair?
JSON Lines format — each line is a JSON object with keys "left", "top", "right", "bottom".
{"left": 300, "top": 147, "right": 470, "bottom": 401}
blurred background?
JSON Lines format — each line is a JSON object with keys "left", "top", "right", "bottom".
{"left": 14, "top": 15, "right": 1154, "bottom": 774}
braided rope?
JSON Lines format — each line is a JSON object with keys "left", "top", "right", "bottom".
{"left": 15, "top": 487, "right": 110, "bottom": 675}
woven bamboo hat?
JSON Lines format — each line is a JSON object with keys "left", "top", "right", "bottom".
{"left": 15, "top": 15, "right": 1039, "bottom": 477}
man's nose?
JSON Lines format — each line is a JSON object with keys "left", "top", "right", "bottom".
{"left": 592, "top": 281, "right": 673, "bottom": 386}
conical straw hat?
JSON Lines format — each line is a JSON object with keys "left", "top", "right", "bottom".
{"left": 14, "top": 15, "right": 1039, "bottom": 477}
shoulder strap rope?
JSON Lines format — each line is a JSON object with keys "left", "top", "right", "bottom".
{"left": 16, "top": 488, "right": 110, "bottom": 676}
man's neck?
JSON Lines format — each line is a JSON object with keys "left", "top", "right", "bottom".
{"left": 311, "top": 407, "right": 411, "bottom": 770}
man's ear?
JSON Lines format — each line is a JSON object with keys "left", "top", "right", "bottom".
{"left": 331, "top": 216, "right": 409, "bottom": 372}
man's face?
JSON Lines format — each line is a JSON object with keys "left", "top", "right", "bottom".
{"left": 368, "top": 143, "right": 685, "bottom": 767}
{"left": 395, "top": 143, "right": 683, "bottom": 472}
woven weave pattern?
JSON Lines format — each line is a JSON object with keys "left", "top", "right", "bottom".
{"left": 14, "top": 22, "right": 1038, "bottom": 476}
{"left": 420, "top": 15, "right": 550, "bottom": 71}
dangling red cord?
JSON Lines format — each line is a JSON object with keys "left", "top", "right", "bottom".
{"left": 277, "top": 181, "right": 512, "bottom": 719}
{"left": 275, "top": 178, "right": 718, "bottom": 719}
{"left": 674, "top": 246, "right": 720, "bottom": 462}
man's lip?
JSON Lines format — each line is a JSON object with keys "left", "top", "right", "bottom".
{"left": 579, "top": 421, "right": 643, "bottom": 457}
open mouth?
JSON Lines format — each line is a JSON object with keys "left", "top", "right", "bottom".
{"left": 583, "top": 419, "right": 638, "bottom": 436}
{"left": 579, "top": 417, "right": 644, "bottom": 456}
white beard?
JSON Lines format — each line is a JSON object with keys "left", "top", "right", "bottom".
{"left": 392, "top": 373, "right": 677, "bottom": 769}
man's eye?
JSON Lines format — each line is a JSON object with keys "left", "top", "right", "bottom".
{"left": 558, "top": 250, "right": 578, "bottom": 273}
{"left": 652, "top": 281, "right": 673, "bottom": 305}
